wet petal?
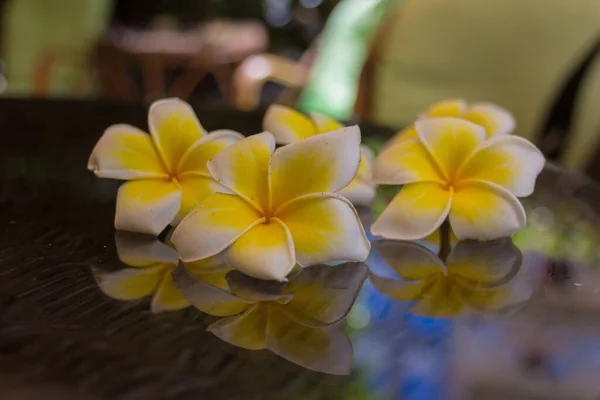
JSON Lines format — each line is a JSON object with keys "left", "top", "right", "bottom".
{"left": 208, "top": 304, "right": 268, "bottom": 350}
{"left": 263, "top": 104, "right": 317, "bottom": 144}
{"left": 276, "top": 193, "right": 370, "bottom": 267}
{"left": 172, "top": 262, "right": 252, "bottom": 316}
{"left": 176, "top": 175, "right": 231, "bottom": 223}
{"left": 371, "top": 182, "right": 452, "bottom": 240}
{"left": 450, "top": 181, "right": 526, "bottom": 240}
{"left": 309, "top": 113, "right": 345, "bottom": 134}
{"left": 115, "top": 179, "right": 182, "bottom": 235}
{"left": 267, "top": 306, "right": 353, "bottom": 375}
{"left": 409, "top": 279, "right": 465, "bottom": 317}
{"left": 177, "top": 129, "right": 244, "bottom": 175}
{"left": 207, "top": 132, "right": 274, "bottom": 212}
{"left": 462, "top": 103, "right": 515, "bottom": 137}
{"left": 373, "top": 240, "right": 444, "bottom": 280}
{"left": 421, "top": 99, "right": 467, "bottom": 118}
{"left": 115, "top": 231, "right": 178, "bottom": 267}
{"left": 457, "top": 135, "right": 545, "bottom": 197}
{"left": 370, "top": 273, "right": 434, "bottom": 302}
{"left": 415, "top": 118, "right": 486, "bottom": 181}
{"left": 87, "top": 124, "right": 167, "bottom": 180}
{"left": 285, "top": 262, "right": 368, "bottom": 326}
{"left": 151, "top": 271, "right": 190, "bottom": 312}
{"left": 270, "top": 126, "right": 361, "bottom": 209}
{"left": 373, "top": 138, "right": 444, "bottom": 185}
{"left": 446, "top": 238, "right": 522, "bottom": 284}
{"left": 227, "top": 218, "right": 296, "bottom": 281}
{"left": 171, "top": 193, "right": 263, "bottom": 262}
{"left": 148, "top": 98, "right": 205, "bottom": 172}
{"left": 92, "top": 264, "right": 165, "bottom": 301}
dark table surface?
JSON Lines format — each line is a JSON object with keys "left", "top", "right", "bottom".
{"left": 1, "top": 98, "right": 600, "bottom": 400}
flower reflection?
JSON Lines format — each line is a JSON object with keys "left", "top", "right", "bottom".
{"left": 92, "top": 232, "right": 229, "bottom": 313}
{"left": 370, "top": 239, "right": 533, "bottom": 317}
{"left": 172, "top": 262, "right": 368, "bottom": 375}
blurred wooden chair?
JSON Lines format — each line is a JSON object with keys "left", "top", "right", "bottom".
{"left": 96, "top": 21, "right": 268, "bottom": 102}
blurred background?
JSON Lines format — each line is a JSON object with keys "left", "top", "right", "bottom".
{"left": 1, "top": 0, "right": 600, "bottom": 177}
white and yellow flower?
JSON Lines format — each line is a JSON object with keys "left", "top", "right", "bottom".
{"left": 388, "top": 99, "right": 515, "bottom": 148}
{"left": 370, "top": 239, "right": 533, "bottom": 317}
{"left": 92, "top": 232, "right": 229, "bottom": 313}
{"left": 263, "top": 104, "right": 376, "bottom": 206}
{"left": 88, "top": 98, "right": 244, "bottom": 235}
{"left": 171, "top": 129, "right": 371, "bottom": 281}
{"left": 372, "top": 118, "right": 545, "bottom": 240}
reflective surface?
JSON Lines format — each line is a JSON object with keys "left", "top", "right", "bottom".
{"left": 2, "top": 99, "right": 600, "bottom": 399}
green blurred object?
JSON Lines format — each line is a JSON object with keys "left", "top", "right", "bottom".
{"left": 2, "top": 0, "right": 114, "bottom": 96}
{"left": 298, "top": 0, "right": 400, "bottom": 119}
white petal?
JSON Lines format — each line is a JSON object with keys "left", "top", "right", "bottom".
{"left": 115, "top": 231, "right": 178, "bottom": 267}
{"left": 371, "top": 182, "right": 452, "bottom": 240}
{"left": 463, "top": 103, "right": 515, "bottom": 137}
{"left": 171, "top": 193, "right": 263, "bottom": 262}
{"left": 88, "top": 124, "right": 167, "bottom": 180}
{"left": 226, "top": 218, "right": 296, "bottom": 281}
{"left": 276, "top": 193, "right": 370, "bottom": 267}
{"left": 457, "top": 135, "right": 545, "bottom": 197}
{"left": 450, "top": 180, "right": 526, "bottom": 240}
{"left": 115, "top": 179, "right": 182, "bottom": 235}
{"left": 148, "top": 98, "right": 206, "bottom": 172}
{"left": 263, "top": 104, "right": 317, "bottom": 144}
{"left": 270, "top": 126, "right": 362, "bottom": 210}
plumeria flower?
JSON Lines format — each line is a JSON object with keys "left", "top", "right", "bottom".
{"left": 370, "top": 240, "right": 533, "bottom": 317}
{"left": 88, "top": 98, "right": 244, "bottom": 235}
{"left": 92, "top": 232, "right": 229, "bottom": 313}
{"left": 388, "top": 99, "right": 515, "bottom": 148}
{"left": 171, "top": 129, "right": 371, "bottom": 281}
{"left": 263, "top": 104, "right": 376, "bottom": 206}
{"left": 371, "top": 118, "right": 545, "bottom": 240}
{"left": 172, "top": 261, "right": 367, "bottom": 374}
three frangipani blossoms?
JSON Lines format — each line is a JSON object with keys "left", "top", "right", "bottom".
{"left": 87, "top": 97, "right": 545, "bottom": 283}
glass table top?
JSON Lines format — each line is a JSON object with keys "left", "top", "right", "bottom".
{"left": 1, "top": 99, "right": 600, "bottom": 399}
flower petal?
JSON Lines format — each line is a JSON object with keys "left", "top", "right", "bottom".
{"left": 171, "top": 262, "right": 252, "bottom": 316}
{"left": 207, "top": 132, "right": 274, "bottom": 212}
{"left": 87, "top": 124, "right": 167, "bottom": 180}
{"left": 456, "top": 135, "right": 545, "bottom": 197}
{"left": 369, "top": 273, "right": 434, "bottom": 302}
{"left": 285, "top": 262, "right": 368, "bottom": 326}
{"left": 176, "top": 175, "right": 231, "bottom": 223}
{"left": 309, "top": 113, "right": 345, "bottom": 134}
{"left": 207, "top": 304, "right": 268, "bottom": 350}
{"left": 409, "top": 280, "right": 465, "bottom": 318}
{"left": 177, "top": 129, "right": 244, "bottom": 175}
{"left": 92, "top": 265, "right": 164, "bottom": 301}
{"left": 114, "top": 231, "right": 178, "bottom": 267}
{"left": 171, "top": 193, "right": 263, "bottom": 262}
{"left": 148, "top": 98, "right": 206, "bottom": 172}
{"left": 371, "top": 182, "right": 452, "bottom": 240}
{"left": 415, "top": 118, "right": 486, "bottom": 180}
{"left": 373, "top": 240, "right": 444, "bottom": 281}
{"left": 372, "top": 138, "right": 444, "bottom": 185}
{"left": 276, "top": 193, "right": 370, "bottom": 267}
{"left": 384, "top": 126, "right": 419, "bottom": 150}
{"left": 267, "top": 306, "right": 353, "bottom": 375}
{"left": 421, "top": 99, "right": 467, "bottom": 118}
{"left": 450, "top": 181, "right": 526, "bottom": 240}
{"left": 226, "top": 218, "right": 296, "bottom": 281}
{"left": 462, "top": 103, "right": 515, "bottom": 137}
{"left": 270, "top": 126, "right": 361, "bottom": 209}
{"left": 446, "top": 238, "right": 522, "bottom": 284}
{"left": 151, "top": 271, "right": 190, "bottom": 313}
{"left": 226, "top": 271, "right": 293, "bottom": 303}
{"left": 115, "top": 179, "right": 182, "bottom": 235}
{"left": 337, "top": 179, "right": 376, "bottom": 206}
{"left": 263, "top": 104, "right": 317, "bottom": 144}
